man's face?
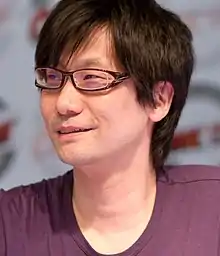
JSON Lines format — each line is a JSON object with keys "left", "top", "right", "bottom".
{"left": 40, "top": 28, "right": 169, "bottom": 168}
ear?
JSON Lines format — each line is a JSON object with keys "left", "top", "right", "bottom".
{"left": 148, "top": 81, "right": 174, "bottom": 122}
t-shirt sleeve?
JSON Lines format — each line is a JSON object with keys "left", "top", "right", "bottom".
{"left": 0, "top": 189, "right": 6, "bottom": 256}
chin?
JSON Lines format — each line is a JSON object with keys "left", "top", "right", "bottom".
{"left": 54, "top": 142, "right": 111, "bottom": 168}
{"left": 57, "top": 150, "right": 97, "bottom": 167}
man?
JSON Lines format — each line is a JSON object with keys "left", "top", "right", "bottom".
{"left": 1, "top": 0, "right": 220, "bottom": 255}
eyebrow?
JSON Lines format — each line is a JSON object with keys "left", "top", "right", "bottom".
{"left": 59, "top": 58, "right": 106, "bottom": 70}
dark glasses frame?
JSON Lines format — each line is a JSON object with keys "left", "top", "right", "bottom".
{"left": 34, "top": 67, "right": 130, "bottom": 92}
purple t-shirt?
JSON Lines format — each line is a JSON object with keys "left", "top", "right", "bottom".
{"left": 1, "top": 165, "right": 220, "bottom": 256}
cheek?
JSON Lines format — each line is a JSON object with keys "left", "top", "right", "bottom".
{"left": 40, "top": 96, "right": 48, "bottom": 120}
{"left": 40, "top": 94, "right": 56, "bottom": 128}
{"left": 94, "top": 91, "right": 147, "bottom": 135}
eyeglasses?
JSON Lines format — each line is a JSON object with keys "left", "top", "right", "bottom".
{"left": 34, "top": 67, "right": 130, "bottom": 92}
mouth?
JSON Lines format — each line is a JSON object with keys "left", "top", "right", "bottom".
{"left": 57, "top": 128, "right": 93, "bottom": 135}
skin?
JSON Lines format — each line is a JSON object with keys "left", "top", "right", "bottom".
{"left": 40, "top": 27, "right": 173, "bottom": 254}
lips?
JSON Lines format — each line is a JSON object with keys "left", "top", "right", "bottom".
{"left": 58, "top": 128, "right": 92, "bottom": 134}
{"left": 57, "top": 126, "right": 93, "bottom": 135}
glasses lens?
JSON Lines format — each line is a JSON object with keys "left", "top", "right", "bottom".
{"left": 35, "top": 68, "right": 62, "bottom": 88}
{"left": 73, "top": 70, "right": 114, "bottom": 90}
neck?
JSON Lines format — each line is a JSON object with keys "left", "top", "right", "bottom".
{"left": 72, "top": 142, "right": 156, "bottom": 234}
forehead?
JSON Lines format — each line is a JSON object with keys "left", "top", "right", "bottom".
{"left": 60, "top": 27, "right": 117, "bottom": 70}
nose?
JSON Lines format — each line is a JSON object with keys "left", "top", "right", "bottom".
{"left": 56, "top": 77, "right": 83, "bottom": 116}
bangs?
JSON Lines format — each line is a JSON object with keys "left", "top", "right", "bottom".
{"left": 35, "top": 2, "right": 108, "bottom": 68}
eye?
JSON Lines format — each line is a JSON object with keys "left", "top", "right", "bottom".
{"left": 47, "top": 73, "right": 60, "bottom": 80}
{"left": 83, "top": 74, "right": 106, "bottom": 80}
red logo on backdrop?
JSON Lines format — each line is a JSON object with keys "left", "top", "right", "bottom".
{"left": 0, "top": 98, "right": 15, "bottom": 178}
{"left": 0, "top": 1, "right": 14, "bottom": 55}
{"left": 172, "top": 82, "right": 220, "bottom": 151}
{"left": 169, "top": 81, "right": 220, "bottom": 165}
{"left": 29, "top": 0, "right": 58, "bottom": 41}
{"left": 0, "top": 1, "right": 11, "bottom": 24}
{"left": 29, "top": 8, "right": 49, "bottom": 41}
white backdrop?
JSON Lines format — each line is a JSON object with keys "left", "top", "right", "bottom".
{"left": 0, "top": 0, "right": 220, "bottom": 189}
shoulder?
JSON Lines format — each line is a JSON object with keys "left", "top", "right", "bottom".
{"left": 0, "top": 170, "right": 72, "bottom": 217}
{"left": 0, "top": 171, "right": 72, "bottom": 254}
{"left": 164, "top": 164, "right": 220, "bottom": 183}
{"left": 160, "top": 164, "right": 220, "bottom": 200}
